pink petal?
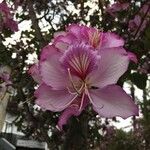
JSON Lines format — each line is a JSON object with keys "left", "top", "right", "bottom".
{"left": 28, "top": 63, "right": 42, "bottom": 83}
{"left": 57, "top": 95, "right": 89, "bottom": 130}
{"left": 101, "top": 32, "right": 124, "bottom": 49}
{"left": 88, "top": 47, "right": 129, "bottom": 88}
{"left": 40, "top": 44, "right": 59, "bottom": 61}
{"left": 67, "top": 24, "right": 89, "bottom": 42}
{"left": 53, "top": 33, "right": 77, "bottom": 51}
{"left": 89, "top": 85, "right": 139, "bottom": 119}
{"left": 5, "top": 18, "right": 18, "bottom": 32}
{"left": 54, "top": 41, "right": 69, "bottom": 52}
{"left": 128, "top": 15, "right": 141, "bottom": 30}
{"left": 57, "top": 105, "right": 80, "bottom": 130}
{"left": 53, "top": 31, "right": 67, "bottom": 39}
{"left": 40, "top": 49, "right": 69, "bottom": 89}
{"left": 67, "top": 24, "right": 82, "bottom": 37}
{"left": 35, "top": 84, "right": 77, "bottom": 112}
{"left": 127, "top": 52, "right": 138, "bottom": 63}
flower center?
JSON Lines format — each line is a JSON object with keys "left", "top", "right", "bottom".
{"left": 60, "top": 44, "right": 98, "bottom": 79}
{"left": 88, "top": 29, "right": 101, "bottom": 48}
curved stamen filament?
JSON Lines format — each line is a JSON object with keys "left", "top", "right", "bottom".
{"left": 49, "top": 94, "right": 79, "bottom": 110}
{"left": 79, "top": 92, "right": 85, "bottom": 111}
{"left": 85, "top": 85, "right": 104, "bottom": 109}
{"left": 67, "top": 68, "right": 84, "bottom": 95}
{"left": 67, "top": 87, "right": 77, "bottom": 95}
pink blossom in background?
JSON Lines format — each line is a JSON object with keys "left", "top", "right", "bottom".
{"left": 29, "top": 24, "right": 139, "bottom": 130}
{"left": 128, "top": 2, "right": 150, "bottom": 37}
{"left": 105, "top": 2, "right": 129, "bottom": 17}
{"left": 14, "top": 0, "right": 21, "bottom": 9}
{"left": 0, "top": 1, "right": 18, "bottom": 32}
{"left": 53, "top": 24, "right": 125, "bottom": 51}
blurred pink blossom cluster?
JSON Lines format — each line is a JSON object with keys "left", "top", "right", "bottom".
{"left": 138, "top": 57, "right": 150, "bottom": 74}
{"left": 128, "top": 2, "right": 150, "bottom": 37}
{"left": 106, "top": 2, "right": 129, "bottom": 17}
{"left": 29, "top": 24, "right": 139, "bottom": 130}
{"left": 0, "top": 1, "right": 18, "bottom": 32}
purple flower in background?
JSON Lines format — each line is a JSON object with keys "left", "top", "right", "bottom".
{"left": 29, "top": 24, "right": 139, "bottom": 130}
{"left": 105, "top": 2, "right": 129, "bottom": 17}
{"left": 128, "top": 2, "right": 150, "bottom": 37}
{"left": 0, "top": 1, "right": 18, "bottom": 32}
{"left": 53, "top": 24, "right": 125, "bottom": 51}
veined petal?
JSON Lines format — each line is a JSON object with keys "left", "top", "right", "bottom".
{"left": 88, "top": 47, "right": 129, "bottom": 88}
{"left": 127, "top": 52, "right": 138, "bottom": 63}
{"left": 100, "top": 32, "right": 124, "bottom": 49}
{"left": 57, "top": 95, "right": 89, "bottom": 130}
{"left": 40, "top": 44, "right": 59, "bottom": 61}
{"left": 67, "top": 24, "right": 82, "bottom": 38}
{"left": 53, "top": 33, "right": 77, "bottom": 51}
{"left": 57, "top": 105, "right": 80, "bottom": 130}
{"left": 89, "top": 85, "right": 139, "bottom": 119}
{"left": 53, "top": 31, "right": 67, "bottom": 39}
{"left": 40, "top": 49, "right": 69, "bottom": 89}
{"left": 61, "top": 44, "right": 99, "bottom": 79}
{"left": 35, "top": 84, "right": 77, "bottom": 112}
{"left": 28, "top": 63, "right": 42, "bottom": 84}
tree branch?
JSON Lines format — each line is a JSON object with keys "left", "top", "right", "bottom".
{"left": 27, "top": 0, "right": 45, "bottom": 48}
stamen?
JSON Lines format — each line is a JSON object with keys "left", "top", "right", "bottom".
{"left": 67, "top": 87, "right": 77, "bottom": 95}
{"left": 50, "top": 94, "right": 79, "bottom": 110}
{"left": 67, "top": 68, "right": 82, "bottom": 95}
{"left": 79, "top": 92, "right": 85, "bottom": 111}
{"left": 88, "top": 28, "right": 103, "bottom": 48}
{"left": 85, "top": 85, "right": 104, "bottom": 109}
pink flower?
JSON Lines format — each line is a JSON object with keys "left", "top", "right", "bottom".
{"left": 53, "top": 24, "right": 125, "bottom": 51}
{"left": 0, "top": 1, "right": 18, "bottom": 32}
{"left": 128, "top": 2, "right": 150, "bottom": 37}
{"left": 105, "top": 2, "right": 129, "bottom": 17}
{"left": 128, "top": 15, "right": 147, "bottom": 35}
{"left": 29, "top": 24, "right": 138, "bottom": 130}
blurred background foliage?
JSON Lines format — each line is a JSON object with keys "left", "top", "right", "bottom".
{"left": 0, "top": 0, "right": 150, "bottom": 149}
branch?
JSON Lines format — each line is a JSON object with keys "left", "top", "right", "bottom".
{"left": 27, "top": 0, "right": 45, "bottom": 48}
{"left": 98, "top": 0, "right": 104, "bottom": 16}
{"left": 133, "top": 4, "right": 150, "bottom": 39}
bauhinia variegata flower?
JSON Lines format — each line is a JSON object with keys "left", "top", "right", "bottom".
{"left": 29, "top": 24, "right": 139, "bottom": 130}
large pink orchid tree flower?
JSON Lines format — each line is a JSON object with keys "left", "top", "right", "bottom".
{"left": 29, "top": 24, "right": 138, "bottom": 130}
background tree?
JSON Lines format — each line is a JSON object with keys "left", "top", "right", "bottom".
{"left": 0, "top": 0, "right": 150, "bottom": 149}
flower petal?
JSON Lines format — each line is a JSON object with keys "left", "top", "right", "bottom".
{"left": 127, "top": 52, "right": 138, "bottom": 63}
{"left": 101, "top": 32, "right": 124, "bottom": 49}
{"left": 53, "top": 33, "right": 77, "bottom": 51}
{"left": 88, "top": 47, "right": 129, "bottom": 88}
{"left": 67, "top": 24, "right": 82, "bottom": 37}
{"left": 89, "top": 85, "right": 139, "bottom": 119}
{"left": 28, "top": 63, "right": 42, "bottom": 83}
{"left": 40, "top": 48, "right": 70, "bottom": 89}
{"left": 57, "top": 105, "right": 80, "bottom": 130}
{"left": 40, "top": 44, "right": 59, "bottom": 61}
{"left": 35, "top": 84, "right": 77, "bottom": 112}
{"left": 57, "top": 95, "right": 89, "bottom": 130}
